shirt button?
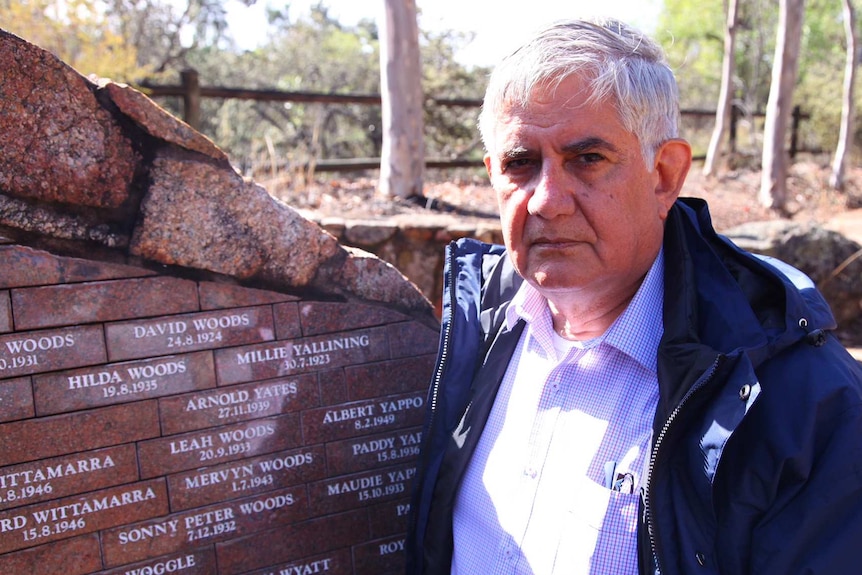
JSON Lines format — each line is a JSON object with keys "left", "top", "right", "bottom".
{"left": 524, "top": 466, "right": 537, "bottom": 479}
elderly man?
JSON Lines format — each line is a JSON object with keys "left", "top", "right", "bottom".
{"left": 406, "top": 17, "right": 862, "bottom": 575}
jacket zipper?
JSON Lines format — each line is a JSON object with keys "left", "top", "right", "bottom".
{"left": 426, "top": 243, "right": 457, "bottom": 447}
{"left": 642, "top": 355, "right": 722, "bottom": 574}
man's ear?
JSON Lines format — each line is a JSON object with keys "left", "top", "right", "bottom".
{"left": 483, "top": 153, "right": 493, "bottom": 179}
{"left": 653, "top": 139, "right": 692, "bottom": 217}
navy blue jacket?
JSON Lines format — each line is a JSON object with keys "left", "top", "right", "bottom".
{"left": 406, "top": 198, "right": 862, "bottom": 574}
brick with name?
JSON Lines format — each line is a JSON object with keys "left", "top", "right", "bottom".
{"left": 302, "top": 392, "right": 425, "bottom": 444}
{"left": 137, "top": 414, "right": 302, "bottom": 477}
{"left": 96, "top": 548, "right": 216, "bottom": 575}
{"left": 0, "top": 479, "right": 166, "bottom": 555}
{"left": 0, "top": 325, "right": 106, "bottom": 379}
{"left": 101, "top": 486, "right": 309, "bottom": 567}
{"left": 106, "top": 306, "right": 274, "bottom": 362}
{"left": 213, "top": 510, "right": 368, "bottom": 575}
{"left": 0, "top": 445, "right": 137, "bottom": 511}
{"left": 214, "top": 328, "right": 389, "bottom": 386}
{"left": 167, "top": 444, "right": 325, "bottom": 511}
{"left": 33, "top": 351, "right": 215, "bottom": 415}
{"left": 158, "top": 372, "right": 318, "bottom": 435}
{"left": 326, "top": 427, "right": 422, "bottom": 475}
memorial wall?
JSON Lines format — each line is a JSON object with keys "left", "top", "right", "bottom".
{"left": 0, "top": 245, "right": 437, "bottom": 574}
{"left": 0, "top": 29, "right": 441, "bottom": 574}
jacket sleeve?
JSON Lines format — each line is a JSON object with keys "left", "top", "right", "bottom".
{"left": 743, "top": 348, "right": 862, "bottom": 574}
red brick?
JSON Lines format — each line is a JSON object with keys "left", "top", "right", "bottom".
{"left": 238, "top": 549, "right": 353, "bottom": 575}
{"left": 0, "top": 325, "right": 106, "bottom": 379}
{"left": 319, "top": 368, "right": 348, "bottom": 406}
{"left": 0, "top": 533, "right": 101, "bottom": 575}
{"left": 214, "top": 510, "right": 369, "bottom": 575}
{"left": 167, "top": 444, "right": 325, "bottom": 511}
{"left": 0, "top": 401, "right": 159, "bottom": 467}
{"left": 307, "top": 464, "right": 415, "bottom": 515}
{"left": 291, "top": 301, "right": 408, "bottom": 337}
{"left": 301, "top": 392, "right": 425, "bottom": 444}
{"left": 101, "top": 485, "right": 309, "bottom": 567}
{"left": 273, "top": 301, "right": 302, "bottom": 339}
{"left": 199, "top": 280, "right": 298, "bottom": 310}
{"left": 0, "top": 291, "right": 11, "bottom": 333}
{"left": 215, "top": 327, "right": 389, "bottom": 386}
{"left": 33, "top": 351, "right": 215, "bottom": 416}
{"left": 105, "top": 306, "right": 274, "bottom": 362}
{"left": 369, "top": 497, "right": 411, "bottom": 539}
{"left": 11, "top": 277, "right": 198, "bottom": 330}
{"left": 387, "top": 321, "right": 439, "bottom": 359}
{"left": 0, "top": 445, "right": 138, "bottom": 511}
{"left": 95, "top": 547, "right": 216, "bottom": 575}
{"left": 326, "top": 427, "right": 422, "bottom": 476}
{"left": 345, "top": 355, "right": 435, "bottom": 400}
{"left": 158, "top": 372, "right": 318, "bottom": 435}
{"left": 0, "top": 478, "right": 167, "bottom": 554}
{"left": 137, "top": 414, "right": 303, "bottom": 477}
{"left": 0, "top": 376, "right": 34, "bottom": 422}
{"left": 0, "top": 245, "right": 154, "bottom": 289}
{"left": 352, "top": 535, "right": 407, "bottom": 575}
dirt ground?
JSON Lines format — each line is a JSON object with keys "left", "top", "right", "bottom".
{"left": 271, "top": 158, "right": 862, "bottom": 352}
{"left": 272, "top": 158, "right": 862, "bottom": 231}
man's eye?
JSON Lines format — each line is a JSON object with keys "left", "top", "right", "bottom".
{"left": 502, "top": 158, "right": 535, "bottom": 172}
{"left": 578, "top": 153, "right": 605, "bottom": 164}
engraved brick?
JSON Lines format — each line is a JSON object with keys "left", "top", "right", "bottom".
{"left": 137, "top": 414, "right": 303, "bottom": 477}
{"left": 96, "top": 547, "right": 216, "bottom": 575}
{"left": 0, "top": 245, "right": 153, "bottom": 289}
{"left": 301, "top": 391, "right": 425, "bottom": 444}
{"left": 0, "top": 478, "right": 167, "bottom": 554}
{"left": 0, "top": 291, "right": 11, "bottom": 333}
{"left": 326, "top": 427, "right": 422, "bottom": 476}
{"left": 158, "top": 372, "right": 318, "bottom": 435}
{"left": 0, "top": 325, "right": 106, "bottom": 379}
{"left": 273, "top": 301, "right": 302, "bottom": 339}
{"left": 368, "top": 497, "right": 411, "bottom": 539}
{"left": 239, "top": 549, "right": 353, "bottom": 575}
{"left": 345, "top": 355, "right": 436, "bottom": 400}
{"left": 214, "top": 510, "right": 368, "bottom": 575}
{"left": 12, "top": 277, "right": 198, "bottom": 330}
{"left": 199, "top": 280, "right": 298, "bottom": 310}
{"left": 387, "top": 321, "right": 439, "bottom": 359}
{"left": 0, "top": 533, "right": 101, "bottom": 575}
{"left": 167, "top": 445, "right": 325, "bottom": 511}
{"left": 101, "top": 485, "right": 309, "bottom": 567}
{"left": 215, "top": 327, "right": 389, "bottom": 386}
{"left": 106, "top": 306, "right": 274, "bottom": 362}
{"left": 0, "top": 377, "right": 34, "bottom": 423}
{"left": 352, "top": 535, "right": 407, "bottom": 575}
{"left": 308, "top": 464, "right": 414, "bottom": 516}
{"left": 0, "top": 401, "right": 159, "bottom": 467}
{"left": 33, "top": 351, "right": 215, "bottom": 415}
{"left": 291, "top": 301, "right": 408, "bottom": 337}
{"left": 0, "top": 445, "right": 138, "bottom": 511}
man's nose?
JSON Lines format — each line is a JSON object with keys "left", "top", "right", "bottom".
{"left": 526, "top": 162, "right": 577, "bottom": 219}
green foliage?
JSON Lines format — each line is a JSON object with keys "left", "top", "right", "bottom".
{"left": 659, "top": 0, "right": 858, "bottom": 158}
{"left": 1, "top": 0, "right": 151, "bottom": 80}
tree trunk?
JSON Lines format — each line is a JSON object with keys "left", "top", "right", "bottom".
{"left": 759, "top": 0, "right": 805, "bottom": 210}
{"left": 378, "top": 0, "right": 425, "bottom": 198}
{"left": 830, "top": 0, "right": 857, "bottom": 191}
{"left": 703, "top": 0, "right": 740, "bottom": 177}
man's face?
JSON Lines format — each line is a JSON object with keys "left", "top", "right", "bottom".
{"left": 484, "top": 74, "right": 689, "bottom": 305}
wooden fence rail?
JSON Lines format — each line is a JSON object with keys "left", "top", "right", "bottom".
{"left": 140, "top": 69, "right": 813, "bottom": 172}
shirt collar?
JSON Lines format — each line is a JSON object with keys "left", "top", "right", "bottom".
{"left": 505, "top": 249, "right": 665, "bottom": 373}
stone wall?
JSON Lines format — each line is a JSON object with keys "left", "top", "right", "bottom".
{"left": 0, "top": 29, "right": 440, "bottom": 574}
